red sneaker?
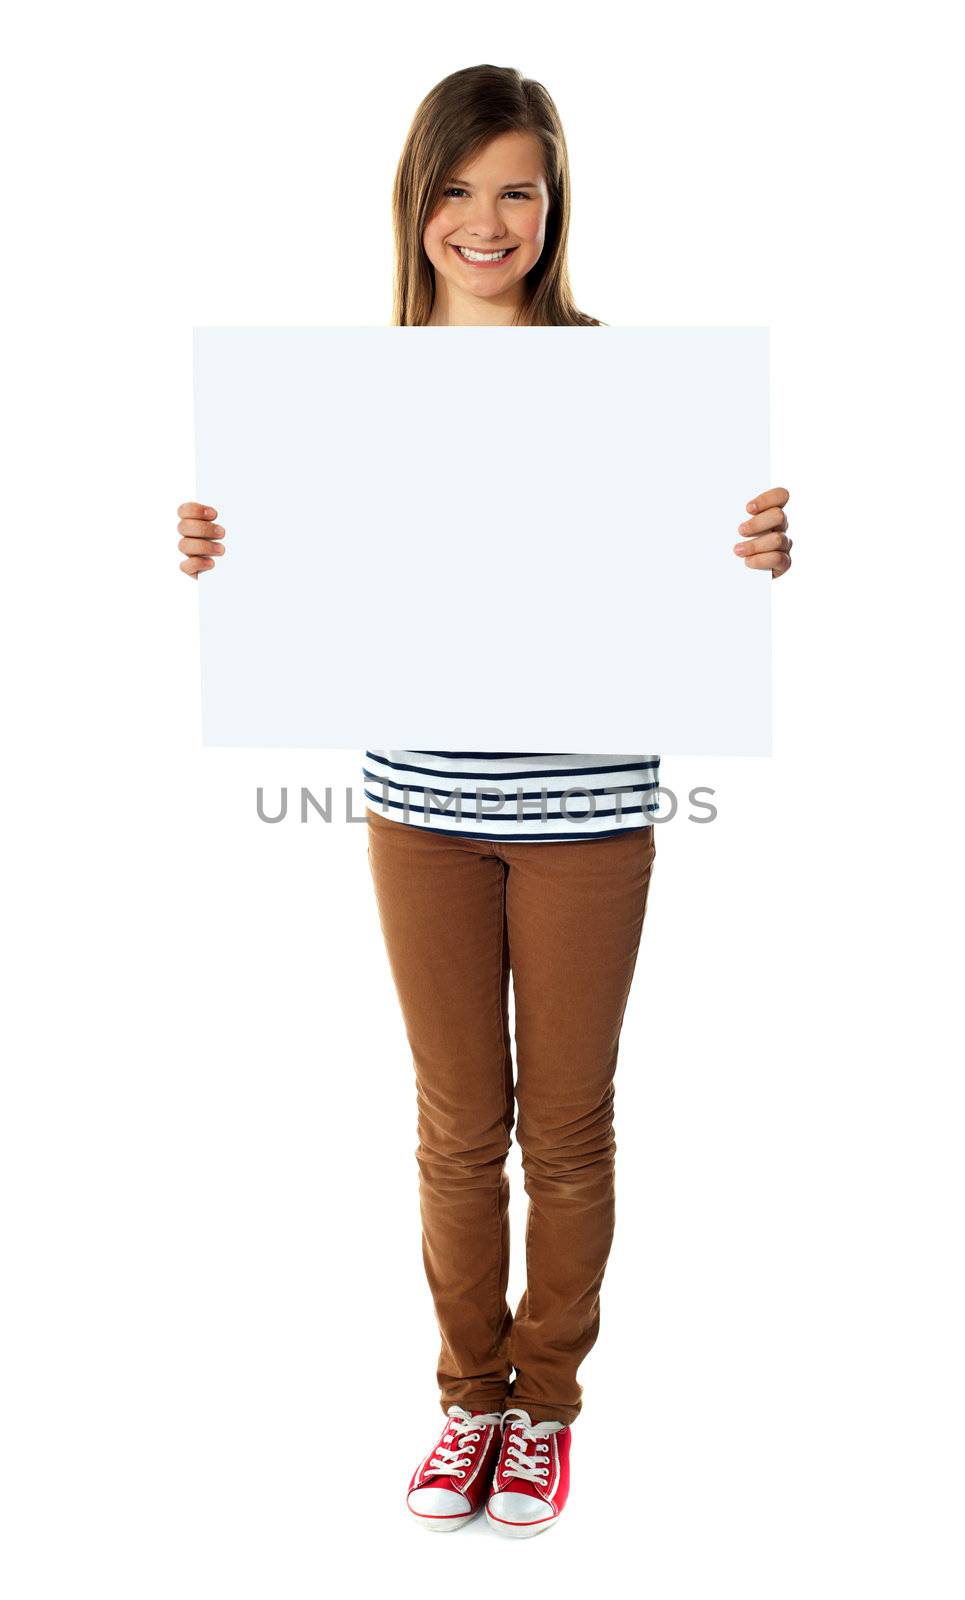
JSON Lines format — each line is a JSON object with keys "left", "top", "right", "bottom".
{"left": 406, "top": 1406, "right": 504, "bottom": 1531}
{"left": 486, "top": 1407, "right": 571, "bottom": 1538}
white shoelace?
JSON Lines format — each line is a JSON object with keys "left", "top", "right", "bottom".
{"left": 499, "top": 1407, "right": 563, "bottom": 1485}
{"left": 426, "top": 1405, "right": 503, "bottom": 1478}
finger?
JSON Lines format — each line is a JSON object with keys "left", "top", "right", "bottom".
{"left": 743, "top": 549, "right": 791, "bottom": 571}
{"left": 178, "top": 518, "right": 225, "bottom": 538}
{"left": 744, "top": 487, "right": 789, "bottom": 515}
{"left": 737, "top": 508, "right": 787, "bottom": 538}
{"left": 772, "top": 551, "right": 792, "bottom": 578}
{"left": 177, "top": 503, "right": 219, "bottom": 521}
{"left": 178, "top": 537, "right": 225, "bottom": 556}
{"left": 733, "top": 530, "right": 790, "bottom": 556}
{"left": 181, "top": 556, "right": 215, "bottom": 577}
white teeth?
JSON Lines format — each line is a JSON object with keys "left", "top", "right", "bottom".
{"left": 456, "top": 245, "right": 510, "bottom": 261}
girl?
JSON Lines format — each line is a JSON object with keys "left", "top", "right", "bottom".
{"left": 176, "top": 64, "right": 792, "bottom": 1539}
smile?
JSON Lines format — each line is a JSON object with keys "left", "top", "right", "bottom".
{"left": 450, "top": 244, "right": 519, "bottom": 266}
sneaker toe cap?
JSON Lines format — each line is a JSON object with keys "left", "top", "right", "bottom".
{"left": 488, "top": 1490, "right": 554, "bottom": 1526}
{"left": 407, "top": 1485, "right": 472, "bottom": 1522}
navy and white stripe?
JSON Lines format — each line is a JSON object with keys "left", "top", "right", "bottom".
{"left": 363, "top": 751, "right": 661, "bottom": 842}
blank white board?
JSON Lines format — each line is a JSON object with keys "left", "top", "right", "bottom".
{"left": 194, "top": 326, "right": 770, "bottom": 752}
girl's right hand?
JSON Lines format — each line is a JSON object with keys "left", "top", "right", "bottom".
{"left": 177, "top": 502, "right": 225, "bottom": 578}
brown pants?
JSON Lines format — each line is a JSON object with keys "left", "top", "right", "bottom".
{"left": 366, "top": 806, "right": 657, "bottom": 1424}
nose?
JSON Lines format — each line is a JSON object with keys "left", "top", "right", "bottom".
{"left": 463, "top": 198, "right": 507, "bottom": 241}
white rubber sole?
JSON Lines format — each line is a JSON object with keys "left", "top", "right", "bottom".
{"left": 408, "top": 1504, "right": 480, "bottom": 1533}
{"left": 485, "top": 1506, "right": 560, "bottom": 1539}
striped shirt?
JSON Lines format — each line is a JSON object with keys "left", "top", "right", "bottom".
{"left": 362, "top": 751, "right": 661, "bottom": 842}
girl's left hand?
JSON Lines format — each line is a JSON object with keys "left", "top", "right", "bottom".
{"left": 733, "top": 487, "right": 792, "bottom": 579}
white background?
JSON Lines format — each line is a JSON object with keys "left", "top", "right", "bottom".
{"left": 2, "top": 3, "right": 963, "bottom": 1597}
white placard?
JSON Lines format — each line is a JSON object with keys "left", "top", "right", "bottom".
{"left": 194, "top": 326, "right": 770, "bottom": 753}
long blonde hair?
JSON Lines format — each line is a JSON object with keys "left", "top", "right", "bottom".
{"left": 392, "top": 64, "right": 602, "bottom": 328}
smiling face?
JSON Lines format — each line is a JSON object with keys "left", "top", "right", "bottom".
{"left": 422, "top": 130, "right": 550, "bottom": 325}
